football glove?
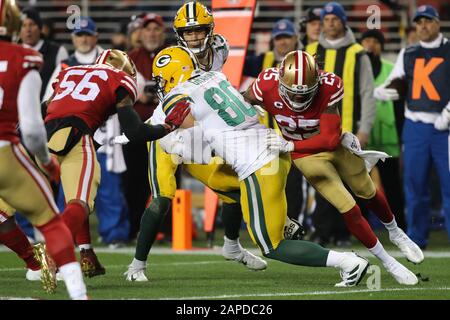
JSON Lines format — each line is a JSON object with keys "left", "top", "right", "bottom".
{"left": 266, "top": 131, "right": 294, "bottom": 153}
{"left": 165, "top": 100, "right": 191, "bottom": 131}
{"left": 113, "top": 134, "right": 130, "bottom": 145}
{"left": 42, "top": 156, "right": 61, "bottom": 184}
{"left": 284, "top": 216, "right": 306, "bottom": 240}
{"left": 434, "top": 108, "right": 450, "bottom": 131}
{"left": 374, "top": 84, "right": 399, "bottom": 101}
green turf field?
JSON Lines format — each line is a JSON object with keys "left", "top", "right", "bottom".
{"left": 1, "top": 230, "right": 450, "bottom": 300}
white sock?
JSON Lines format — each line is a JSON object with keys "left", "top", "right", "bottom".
{"left": 78, "top": 244, "right": 91, "bottom": 250}
{"left": 383, "top": 217, "right": 399, "bottom": 233}
{"left": 131, "top": 258, "right": 146, "bottom": 269}
{"left": 325, "top": 250, "right": 347, "bottom": 268}
{"left": 368, "top": 240, "right": 395, "bottom": 265}
{"left": 223, "top": 236, "right": 241, "bottom": 254}
{"left": 59, "top": 262, "right": 88, "bottom": 300}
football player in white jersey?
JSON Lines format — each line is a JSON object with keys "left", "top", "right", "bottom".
{"left": 153, "top": 46, "right": 371, "bottom": 287}
{"left": 125, "top": 1, "right": 275, "bottom": 282}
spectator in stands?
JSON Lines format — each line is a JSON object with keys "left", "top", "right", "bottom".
{"left": 374, "top": 5, "right": 450, "bottom": 248}
{"left": 299, "top": 7, "right": 322, "bottom": 47}
{"left": 41, "top": 18, "right": 54, "bottom": 41}
{"left": 306, "top": 2, "right": 376, "bottom": 247}
{"left": 406, "top": 26, "right": 419, "bottom": 45}
{"left": 111, "top": 22, "right": 128, "bottom": 51}
{"left": 361, "top": 29, "right": 406, "bottom": 229}
{"left": 244, "top": 19, "right": 300, "bottom": 78}
{"left": 126, "top": 13, "right": 167, "bottom": 240}
{"left": 20, "top": 7, "right": 68, "bottom": 102}
{"left": 127, "top": 13, "right": 145, "bottom": 50}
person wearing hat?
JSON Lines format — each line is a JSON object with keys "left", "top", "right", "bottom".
{"left": 126, "top": 13, "right": 168, "bottom": 240}
{"left": 306, "top": 2, "right": 376, "bottom": 247}
{"left": 374, "top": 5, "right": 450, "bottom": 248}
{"left": 361, "top": 29, "right": 406, "bottom": 230}
{"left": 20, "top": 7, "right": 68, "bottom": 101}
{"left": 299, "top": 7, "right": 322, "bottom": 47}
{"left": 244, "top": 18, "right": 301, "bottom": 79}
{"left": 43, "top": 16, "right": 103, "bottom": 102}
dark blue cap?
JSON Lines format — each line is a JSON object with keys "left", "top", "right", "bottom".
{"left": 413, "top": 5, "right": 439, "bottom": 22}
{"left": 321, "top": 2, "right": 347, "bottom": 25}
{"left": 72, "top": 16, "right": 97, "bottom": 35}
{"left": 272, "top": 19, "right": 296, "bottom": 38}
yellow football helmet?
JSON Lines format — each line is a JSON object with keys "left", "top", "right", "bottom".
{"left": 0, "top": 0, "right": 22, "bottom": 41}
{"left": 279, "top": 50, "right": 320, "bottom": 112}
{"left": 173, "top": 1, "right": 214, "bottom": 54}
{"left": 95, "top": 49, "right": 137, "bottom": 81}
{"left": 152, "top": 46, "right": 201, "bottom": 100}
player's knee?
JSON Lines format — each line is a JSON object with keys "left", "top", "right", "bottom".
{"left": 146, "top": 197, "right": 171, "bottom": 219}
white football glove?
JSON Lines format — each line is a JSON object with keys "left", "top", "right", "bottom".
{"left": 252, "top": 104, "right": 266, "bottom": 117}
{"left": 266, "top": 131, "right": 294, "bottom": 153}
{"left": 374, "top": 84, "right": 399, "bottom": 101}
{"left": 113, "top": 134, "right": 130, "bottom": 145}
{"left": 434, "top": 108, "right": 450, "bottom": 131}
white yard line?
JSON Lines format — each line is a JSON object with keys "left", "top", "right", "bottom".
{"left": 156, "top": 287, "right": 450, "bottom": 300}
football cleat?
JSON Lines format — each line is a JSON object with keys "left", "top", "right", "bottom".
{"left": 222, "top": 246, "right": 268, "bottom": 271}
{"left": 25, "top": 268, "right": 41, "bottom": 281}
{"left": 335, "top": 252, "right": 370, "bottom": 287}
{"left": 389, "top": 229, "right": 424, "bottom": 264}
{"left": 32, "top": 243, "right": 57, "bottom": 294}
{"left": 383, "top": 260, "right": 418, "bottom": 285}
{"left": 80, "top": 248, "right": 106, "bottom": 278}
{"left": 124, "top": 265, "right": 149, "bottom": 282}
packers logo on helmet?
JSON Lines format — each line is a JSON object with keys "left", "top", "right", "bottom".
{"left": 173, "top": 1, "right": 214, "bottom": 55}
{"left": 0, "top": 0, "right": 22, "bottom": 41}
{"left": 155, "top": 54, "right": 171, "bottom": 68}
{"left": 95, "top": 49, "right": 137, "bottom": 81}
{"left": 279, "top": 50, "right": 319, "bottom": 112}
{"left": 152, "top": 46, "right": 201, "bottom": 100}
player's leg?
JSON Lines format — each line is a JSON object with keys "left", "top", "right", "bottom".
{"left": 295, "top": 149, "right": 418, "bottom": 285}
{"left": 55, "top": 133, "right": 103, "bottom": 277}
{"left": 239, "top": 154, "right": 369, "bottom": 287}
{"left": 335, "top": 146, "right": 423, "bottom": 264}
{"left": 125, "top": 140, "right": 177, "bottom": 281}
{"left": 0, "top": 200, "right": 42, "bottom": 279}
{"left": 0, "top": 144, "right": 87, "bottom": 299}
{"left": 185, "top": 161, "right": 267, "bottom": 270}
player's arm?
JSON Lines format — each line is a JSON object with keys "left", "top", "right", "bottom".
{"left": 115, "top": 87, "right": 172, "bottom": 142}
{"left": 18, "top": 69, "right": 60, "bottom": 181}
{"left": 18, "top": 70, "right": 49, "bottom": 162}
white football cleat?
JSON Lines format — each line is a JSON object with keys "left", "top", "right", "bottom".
{"left": 383, "top": 260, "right": 418, "bottom": 285}
{"left": 335, "top": 252, "right": 370, "bottom": 287}
{"left": 389, "top": 229, "right": 424, "bottom": 264}
{"left": 26, "top": 268, "right": 41, "bottom": 281}
{"left": 124, "top": 265, "right": 148, "bottom": 282}
{"left": 222, "top": 246, "right": 267, "bottom": 271}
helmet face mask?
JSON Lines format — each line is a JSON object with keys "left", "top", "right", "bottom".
{"left": 152, "top": 46, "right": 201, "bottom": 101}
{"left": 278, "top": 50, "right": 319, "bottom": 112}
{"left": 173, "top": 1, "right": 214, "bottom": 55}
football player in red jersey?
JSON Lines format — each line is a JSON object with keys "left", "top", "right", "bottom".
{"left": 244, "top": 50, "right": 423, "bottom": 285}
{"left": 44, "top": 49, "right": 179, "bottom": 278}
{"left": 0, "top": 0, "right": 88, "bottom": 298}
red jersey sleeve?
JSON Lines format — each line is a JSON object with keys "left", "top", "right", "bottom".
{"left": 112, "top": 70, "right": 138, "bottom": 103}
{"left": 19, "top": 47, "right": 43, "bottom": 76}
{"left": 251, "top": 67, "right": 279, "bottom": 102}
{"left": 319, "top": 71, "right": 344, "bottom": 108}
